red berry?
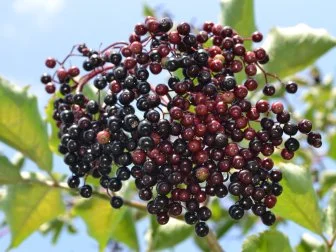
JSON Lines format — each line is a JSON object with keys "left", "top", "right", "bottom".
{"left": 45, "top": 57, "right": 56, "bottom": 68}
{"left": 252, "top": 31, "right": 263, "bottom": 42}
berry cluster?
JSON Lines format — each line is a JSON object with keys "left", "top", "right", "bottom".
{"left": 40, "top": 17, "right": 321, "bottom": 237}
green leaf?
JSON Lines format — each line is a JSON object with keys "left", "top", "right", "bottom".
{"left": 295, "top": 233, "right": 326, "bottom": 252}
{"left": 242, "top": 230, "right": 292, "bottom": 252}
{"left": 262, "top": 24, "right": 336, "bottom": 80}
{"left": 220, "top": 0, "right": 256, "bottom": 83}
{"left": 146, "top": 217, "right": 193, "bottom": 250}
{"left": 216, "top": 219, "right": 235, "bottom": 238}
{"left": 273, "top": 163, "right": 323, "bottom": 234}
{"left": 220, "top": 0, "right": 256, "bottom": 50}
{"left": 319, "top": 170, "right": 336, "bottom": 197}
{"left": 0, "top": 154, "right": 22, "bottom": 184}
{"left": 324, "top": 189, "right": 336, "bottom": 236}
{"left": 45, "top": 95, "right": 60, "bottom": 154}
{"left": 0, "top": 77, "right": 52, "bottom": 171}
{"left": 328, "top": 133, "right": 336, "bottom": 160}
{"left": 74, "top": 197, "right": 138, "bottom": 250}
{"left": 2, "top": 184, "right": 65, "bottom": 248}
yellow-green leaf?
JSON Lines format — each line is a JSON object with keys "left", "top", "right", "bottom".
{"left": 242, "top": 230, "right": 292, "bottom": 252}
{"left": 324, "top": 189, "right": 336, "bottom": 236}
{"left": 0, "top": 77, "right": 52, "bottom": 171}
{"left": 295, "top": 233, "right": 326, "bottom": 252}
{"left": 220, "top": 0, "right": 256, "bottom": 50}
{"left": 273, "top": 163, "right": 323, "bottom": 234}
{"left": 2, "top": 184, "right": 65, "bottom": 248}
{"left": 319, "top": 170, "right": 336, "bottom": 197}
{"left": 0, "top": 154, "right": 22, "bottom": 184}
{"left": 74, "top": 197, "right": 138, "bottom": 250}
{"left": 146, "top": 217, "right": 193, "bottom": 250}
{"left": 262, "top": 24, "right": 336, "bottom": 80}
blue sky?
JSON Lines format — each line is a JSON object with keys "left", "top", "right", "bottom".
{"left": 0, "top": 0, "right": 336, "bottom": 251}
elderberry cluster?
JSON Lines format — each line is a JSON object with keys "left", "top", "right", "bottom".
{"left": 40, "top": 16, "right": 322, "bottom": 237}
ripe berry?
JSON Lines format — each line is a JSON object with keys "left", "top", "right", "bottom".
{"left": 261, "top": 211, "right": 276, "bottom": 226}
{"left": 195, "top": 222, "right": 209, "bottom": 237}
{"left": 80, "top": 185, "right": 93, "bottom": 198}
{"left": 67, "top": 175, "right": 80, "bottom": 188}
{"left": 284, "top": 138, "right": 300, "bottom": 152}
{"left": 298, "top": 119, "right": 312, "bottom": 133}
{"left": 229, "top": 205, "right": 244, "bottom": 220}
{"left": 110, "top": 196, "right": 124, "bottom": 209}
{"left": 252, "top": 31, "right": 263, "bottom": 42}
{"left": 263, "top": 85, "right": 275, "bottom": 96}
{"left": 286, "top": 81, "right": 298, "bottom": 94}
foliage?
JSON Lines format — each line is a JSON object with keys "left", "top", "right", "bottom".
{"left": 1, "top": 0, "right": 336, "bottom": 251}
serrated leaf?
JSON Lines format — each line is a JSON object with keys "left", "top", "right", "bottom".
{"left": 220, "top": 0, "right": 256, "bottom": 51}
{"left": 74, "top": 197, "right": 138, "bottom": 250}
{"left": 0, "top": 77, "right": 52, "bottom": 171}
{"left": 2, "top": 184, "right": 65, "bottom": 248}
{"left": 242, "top": 230, "right": 292, "bottom": 252}
{"left": 146, "top": 217, "right": 193, "bottom": 250}
{"left": 0, "top": 154, "right": 22, "bottom": 184}
{"left": 273, "top": 163, "right": 323, "bottom": 234}
{"left": 324, "top": 189, "right": 336, "bottom": 236}
{"left": 319, "top": 171, "right": 336, "bottom": 197}
{"left": 295, "top": 233, "right": 326, "bottom": 252}
{"left": 262, "top": 24, "right": 336, "bottom": 80}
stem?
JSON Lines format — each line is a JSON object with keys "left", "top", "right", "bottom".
{"left": 46, "top": 170, "right": 58, "bottom": 184}
{"left": 206, "top": 230, "right": 223, "bottom": 252}
{"left": 330, "top": 233, "right": 336, "bottom": 249}
{"left": 75, "top": 65, "right": 115, "bottom": 93}
{"left": 101, "top": 42, "right": 130, "bottom": 54}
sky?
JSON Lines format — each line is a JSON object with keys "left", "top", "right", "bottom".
{"left": 0, "top": 0, "right": 336, "bottom": 251}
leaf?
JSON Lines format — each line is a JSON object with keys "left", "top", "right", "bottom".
{"left": 40, "top": 219, "right": 64, "bottom": 244}
{"left": 220, "top": 0, "right": 256, "bottom": 50}
{"left": 45, "top": 95, "right": 60, "bottom": 154}
{"left": 295, "top": 233, "right": 326, "bottom": 252}
{"left": 0, "top": 153, "right": 22, "bottom": 184}
{"left": 324, "top": 189, "right": 336, "bottom": 236}
{"left": 11, "top": 152, "right": 25, "bottom": 170}
{"left": 0, "top": 77, "right": 52, "bottom": 171}
{"left": 143, "top": 3, "right": 156, "bottom": 17}
{"left": 2, "top": 184, "right": 65, "bottom": 248}
{"left": 146, "top": 217, "right": 193, "bottom": 250}
{"left": 273, "top": 163, "right": 323, "bottom": 234}
{"left": 242, "top": 230, "right": 292, "bottom": 252}
{"left": 262, "top": 24, "right": 336, "bottom": 80}
{"left": 216, "top": 219, "right": 235, "bottom": 238}
{"left": 328, "top": 133, "right": 336, "bottom": 160}
{"left": 319, "top": 170, "right": 336, "bottom": 197}
{"left": 74, "top": 197, "right": 138, "bottom": 250}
